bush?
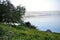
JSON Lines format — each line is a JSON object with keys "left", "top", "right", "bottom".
{"left": 25, "top": 22, "right": 31, "bottom": 27}
{"left": 25, "top": 22, "right": 36, "bottom": 29}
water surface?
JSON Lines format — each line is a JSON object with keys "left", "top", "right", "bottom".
{"left": 24, "top": 15, "right": 60, "bottom": 33}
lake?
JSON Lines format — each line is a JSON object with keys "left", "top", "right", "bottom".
{"left": 24, "top": 15, "right": 60, "bottom": 33}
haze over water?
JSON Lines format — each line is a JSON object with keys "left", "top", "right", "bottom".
{"left": 24, "top": 11, "right": 60, "bottom": 33}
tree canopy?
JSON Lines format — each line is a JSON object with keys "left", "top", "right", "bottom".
{"left": 0, "top": 0, "right": 26, "bottom": 23}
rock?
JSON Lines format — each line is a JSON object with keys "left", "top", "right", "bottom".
{"left": 46, "top": 29, "right": 52, "bottom": 33}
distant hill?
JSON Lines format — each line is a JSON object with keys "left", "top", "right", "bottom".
{"left": 23, "top": 11, "right": 60, "bottom": 18}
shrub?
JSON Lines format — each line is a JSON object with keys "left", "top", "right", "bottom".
{"left": 25, "top": 22, "right": 36, "bottom": 29}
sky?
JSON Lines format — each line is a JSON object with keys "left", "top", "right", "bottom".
{"left": 10, "top": 0, "right": 60, "bottom": 11}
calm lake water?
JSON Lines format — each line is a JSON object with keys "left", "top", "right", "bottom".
{"left": 24, "top": 15, "right": 60, "bottom": 33}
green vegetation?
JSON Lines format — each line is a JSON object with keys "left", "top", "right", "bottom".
{"left": 0, "top": 23, "right": 60, "bottom": 40}
{"left": 0, "top": 0, "right": 25, "bottom": 23}
{"left": 0, "top": 0, "right": 60, "bottom": 40}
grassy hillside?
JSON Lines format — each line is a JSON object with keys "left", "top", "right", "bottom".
{"left": 0, "top": 23, "right": 60, "bottom": 40}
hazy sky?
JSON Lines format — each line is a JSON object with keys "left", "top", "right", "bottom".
{"left": 10, "top": 0, "right": 60, "bottom": 11}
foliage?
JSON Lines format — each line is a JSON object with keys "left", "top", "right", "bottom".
{"left": 0, "top": 23, "right": 60, "bottom": 40}
{"left": 25, "top": 22, "right": 36, "bottom": 29}
{"left": 0, "top": 0, "right": 60, "bottom": 40}
{"left": 0, "top": 0, "right": 26, "bottom": 23}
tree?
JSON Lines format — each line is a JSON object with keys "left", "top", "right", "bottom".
{"left": 0, "top": 0, "right": 26, "bottom": 23}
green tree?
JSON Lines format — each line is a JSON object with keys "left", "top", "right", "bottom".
{"left": 0, "top": 0, "right": 26, "bottom": 23}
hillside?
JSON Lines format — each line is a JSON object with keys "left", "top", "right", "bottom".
{"left": 0, "top": 23, "right": 60, "bottom": 40}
